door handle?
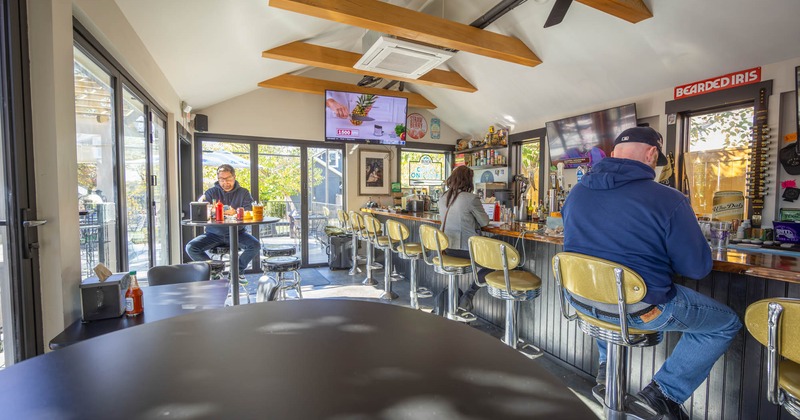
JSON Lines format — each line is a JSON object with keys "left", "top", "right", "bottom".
{"left": 22, "top": 220, "right": 47, "bottom": 228}
{"left": 21, "top": 209, "right": 45, "bottom": 259}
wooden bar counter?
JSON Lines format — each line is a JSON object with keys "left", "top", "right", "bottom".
{"left": 363, "top": 208, "right": 800, "bottom": 419}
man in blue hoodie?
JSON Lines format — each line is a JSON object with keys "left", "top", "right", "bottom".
{"left": 186, "top": 164, "right": 260, "bottom": 279}
{"left": 562, "top": 127, "right": 741, "bottom": 420}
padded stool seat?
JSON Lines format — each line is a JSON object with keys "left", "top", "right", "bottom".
{"left": 780, "top": 360, "right": 800, "bottom": 399}
{"left": 263, "top": 256, "right": 301, "bottom": 272}
{"left": 262, "top": 244, "right": 296, "bottom": 258}
{"left": 395, "top": 243, "right": 422, "bottom": 255}
{"left": 485, "top": 270, "right": 541, "bottom": 291}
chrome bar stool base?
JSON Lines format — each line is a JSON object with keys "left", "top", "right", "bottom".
{"left": 380, "top": 291, "right": 399, "bottom": 300}
{"left": 362, "top": 242, "right": 378, "bottom": 286}
{"left": 591, "top": 386, "right": 659, "bottom": 420}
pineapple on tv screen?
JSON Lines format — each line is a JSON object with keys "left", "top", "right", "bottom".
{"left": 324, "top": 90, "right": 408, "bottom": 145}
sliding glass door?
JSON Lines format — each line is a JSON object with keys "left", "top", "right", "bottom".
{"left": 195, "top": 137, "right": 344, "bottom": 267}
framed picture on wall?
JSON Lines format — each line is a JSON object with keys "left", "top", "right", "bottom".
{"left": 359, "top": 150, "right": 390, "bottom": 195}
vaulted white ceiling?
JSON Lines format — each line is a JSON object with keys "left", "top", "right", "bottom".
{"left": 115, "top": 0, "right": 800, "bottom": 137}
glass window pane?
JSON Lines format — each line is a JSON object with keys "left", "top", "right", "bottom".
{"left": 686, "top": 106, "right": 754, "bottom": 217}
{"left": 201, "top": 141, "right": 251, "bottom": 195}
{"left": 308, "top": 148, "right": 343, "bottom": 264}
{"left": 255, "top": 144, "right": 301, "bottom": 261}
{"left": 151, "top": 112, "right": 168, "bottom": 267}
{"left": 519, "top": 141, "right": 541, "bottom": 209}
{"left": 123, "top": 87, "right": 149, "bottom": 274}
{"left": 74, "top": 46, "right": 119, "bottom": 279}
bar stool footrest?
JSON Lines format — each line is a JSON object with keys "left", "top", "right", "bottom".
{"left": 416, "top": 287, "right": 433, "bottom": 298}
{"left": 592, "top": 385, "right": 660, "bottom": 420}
{"left": 516, "top": 341, "right": 542, "bottom": 359}
{"left": 447, "top": 310, "right": 477, "bottom": 323}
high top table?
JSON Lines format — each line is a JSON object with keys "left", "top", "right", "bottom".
{"left": 182, "top": 217, "right": 280, "bottom": 304}
{"left": 2, "top": 300, "right": 595, "bottom": 419}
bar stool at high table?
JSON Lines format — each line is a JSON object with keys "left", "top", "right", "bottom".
{"left": 256, "top": 244, "right": 302, "bottom": 302}
{"left": 386, "top": 219, "right": 433, "bottom": 310}
{"left": 349, "top": 211, "right": 377, "bottom": 285}
{"left": 552, "top": 252, "right": 662, "bottom": 420}
{"left": 745, "top": 298, "right": 800, "bottom": 418}
{"left": 364, "top": 213, "right": 397, "bottom": 300}
{"left": 209, "top": 246, "right": 250, "bottom": 304}
{"left": 419, "top": 224, "right": 474, "bottom": 322}
{"left": 468, "top": 236, "right": 541, "bottom": 357}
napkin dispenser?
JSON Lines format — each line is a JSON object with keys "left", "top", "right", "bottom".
{"left": 80, "top": 272, "right": 130, "bottom": 322}
{"left": 190, "top": 201, "right": 209, "bottom": 222}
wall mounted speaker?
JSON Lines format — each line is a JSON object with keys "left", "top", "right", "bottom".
{"left": 195, "top": 114, "right": 208, "bottom": 132}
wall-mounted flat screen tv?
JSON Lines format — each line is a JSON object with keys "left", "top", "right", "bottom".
{"left": 324, "top": 90, "right": 408, "bottom": 146}
{"left": 546, "top": 103, "right": 638, "bottom": 169}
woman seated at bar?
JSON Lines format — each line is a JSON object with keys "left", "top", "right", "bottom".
{"left": 562, "top": 127, "right": 742, "bottom": 419}
{"left": 437, "top": 165, "right": 490, "bottom": 313}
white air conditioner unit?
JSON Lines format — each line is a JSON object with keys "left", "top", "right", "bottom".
{"left": 353, "top": 35, "right": 455, "bottom": 80}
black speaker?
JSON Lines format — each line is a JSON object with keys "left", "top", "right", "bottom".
{"left": 194, "top": 114, "right": 208, "bottom": 132}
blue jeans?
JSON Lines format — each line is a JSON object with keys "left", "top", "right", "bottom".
{"left": 567, "top": 284, "right": 742, "bottom": 403}
{"left": 185, "top": 231, "right": 260, "bottom": 272}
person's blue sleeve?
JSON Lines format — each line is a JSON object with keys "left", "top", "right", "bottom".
{"left": 471, "top": 196, "right": 490, "bottom": 227}
{"left": 665, "top": 198, "right": 712, "bottom": 279}
{"left": 241, "top": 189, "right": 253, "bottom": 210}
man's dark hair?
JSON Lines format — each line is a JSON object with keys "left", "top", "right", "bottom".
{"left": 217, "top": 164, "right": 235, "bottom": 177}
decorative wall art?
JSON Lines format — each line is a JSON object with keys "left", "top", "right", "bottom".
{"left": 359, "top": 150, "right": 390, "bottom": 195}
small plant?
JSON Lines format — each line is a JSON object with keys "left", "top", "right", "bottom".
{"left": 395, "top": 124, "right": 406, "bottom": 140}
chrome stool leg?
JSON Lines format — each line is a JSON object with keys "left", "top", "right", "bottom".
{"left": 293, "top": 270, "right": 303, "bottom": 299}
{"left": 380, "top": 247, "right": 398, "bottom": 300}
{"left": 362, "top": 241, "right": 378, "bottom": 285}
{"left": 445, "top": 274, "right": 459, "bottom": 321}
{"left": 348, "top": 234, "right": 362, "bottom": 275}
{"left": 409, "top": 257, "right": 419, "bottom": 309}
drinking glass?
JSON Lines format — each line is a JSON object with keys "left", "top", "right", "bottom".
{"left": 709, "top": 221, "right": 732, "bottom": 250}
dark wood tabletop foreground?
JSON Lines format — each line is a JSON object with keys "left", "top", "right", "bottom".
{"left": 3, "top": 300, "right": 597, "bottom": 419}
{"left": 362, "top": 208, "right": 800, "bottom": 284}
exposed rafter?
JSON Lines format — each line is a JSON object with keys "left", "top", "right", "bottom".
{"left": 268, "top": 0, "right": 541, "bottom": 67}
{"left": 263, "top": 42, "right": 477, "bottom": 93}
{"left": 258, "top": 74, "right": 436, "bottom": 109}
{"left": 577, "top": 0, "right": 652, "bottom": 24}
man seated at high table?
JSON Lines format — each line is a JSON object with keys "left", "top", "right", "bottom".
{"left": 186, "top": 164, "right": 260, "bottom": 280}
{"left": 561, "top": 127, "right": 742, "bottom": 420}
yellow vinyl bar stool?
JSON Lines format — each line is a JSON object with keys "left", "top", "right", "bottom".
{"left": 364, "top": 213, "right": 397, "bottom": 300}
{"left": 468, "top": 236, "right": 541, "bottom": 356}
{"left": 552, "top": 252, "right": 663, "bottom": 420}
{"left": 386, "top": 219, "right": 433, "bottom": 309}
{"left": 419, "top": 224, "right": 473, "bottom": 322}
{"left": 348, "top": 211, "right": 375, "bottom": 283}
{"left": 337, "top": 209, "right": 348, "bottom": 229}
{"left": 745, "top": 298, "right": 800, "bottom": 418}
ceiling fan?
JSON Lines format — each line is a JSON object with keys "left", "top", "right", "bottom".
{"left": 543, "top": 0, "right": 573, "bottom": 28}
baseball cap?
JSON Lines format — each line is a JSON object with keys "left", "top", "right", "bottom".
{"left": 613, "top": 126, "right": 668, "bottom": 166}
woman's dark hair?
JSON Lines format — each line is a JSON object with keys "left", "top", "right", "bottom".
{"left": 444, "top": 166, "right": 474, "bottom": 207}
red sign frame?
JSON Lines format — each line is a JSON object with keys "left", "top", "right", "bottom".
{"left": 674, "top": 67, "right": 761, "bottom": 100}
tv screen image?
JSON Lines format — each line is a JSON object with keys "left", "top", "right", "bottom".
{"left": 325, "top": 90, "right": 408, "bottom": 146}
{"left": 546, "top": 103, "right": 637, "bottom": 169}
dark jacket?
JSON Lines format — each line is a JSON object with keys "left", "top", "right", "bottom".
{"left": 204, "top": 181, "right": 253, "bottom": 236}
{"left": 562, "top": 157, "right": 711, "bottom": 304}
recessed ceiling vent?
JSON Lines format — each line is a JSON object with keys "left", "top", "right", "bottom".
{"left": 353, "top": 33, "right": 455, "bottom": 79}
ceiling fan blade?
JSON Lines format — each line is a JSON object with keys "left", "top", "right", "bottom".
{"left": 543, "top": 0, "right": 574, "bottom": 28}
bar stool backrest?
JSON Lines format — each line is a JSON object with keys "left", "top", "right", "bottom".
{"left": 468, "top": 236, "right": 520, "bottom": 271}
{"left": 362, "top": 214, "right": 382, "bottom": 241}
{"left": 337, "top": 209, "right": 349, "bottom": 230}
{"left": 552, "top": 252, "right": 647, "bottom": 305}
{"left": 386, "top": 219, "right": 410, "bottom": 254}
{"left": 419, "top": 224, "right": 448, "bottom": 269}
{"left": 348, "top": 211, "right": 365, "bottom": 236}
{"left": 746, "top": 298, "right": 800, "bottom": 363}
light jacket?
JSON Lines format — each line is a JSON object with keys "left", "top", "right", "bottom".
{"left": 438, "top": 191, "right": 490, "bottom": 250}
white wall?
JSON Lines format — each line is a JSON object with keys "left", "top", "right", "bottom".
{"left": 28, "top": 0, "right": 184, "bottom": 348}
{"left": 197, "top": 88, "right": 462, "bottom": 210}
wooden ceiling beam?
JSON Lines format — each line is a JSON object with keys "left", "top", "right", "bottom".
{"left": 576, "top": 0, "right": 652, "bottom": 24}
{"left": 263, "top": 41, "right": 477, "bottom": 93}
{"left": 258, "top": 74, "right": 436, "bottom": 109}
{"left": 268, "top": 0, "right": 541, "bottom": 67}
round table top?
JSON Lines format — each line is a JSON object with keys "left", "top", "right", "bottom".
{"left": 0, "top": 300, "right": 595, "bottom": 419}
{"left": 181, "top": 216, "right": 280, "bottom": 227}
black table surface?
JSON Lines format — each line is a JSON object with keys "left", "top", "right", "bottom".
{"left": 8, "top": 299, "right": 594, "bottom": 419}
{"left": 49, "top": 280, "right": 229, "bottom": 350}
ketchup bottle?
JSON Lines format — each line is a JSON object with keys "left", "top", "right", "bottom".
{"left": 216, "top": 199, "right": 224, "bottom": 222}
{"left": 125, "top": 271, "right": 143, "bottom": 317}
{"left": 494, "top": 201, "right": 501, "bottom": 222}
